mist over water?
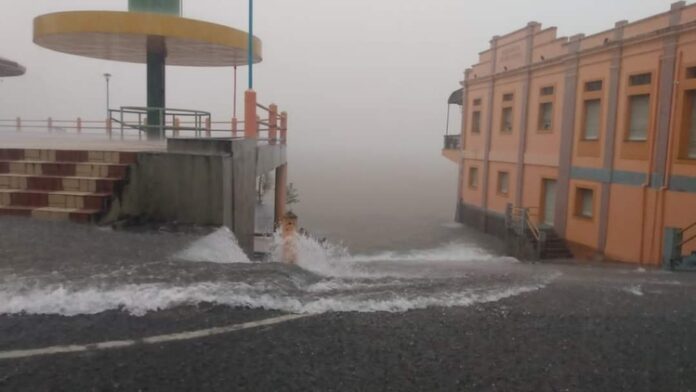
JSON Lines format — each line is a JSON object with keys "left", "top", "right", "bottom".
{"left": 290, "top": 144, "right": 462, "bottom": 254}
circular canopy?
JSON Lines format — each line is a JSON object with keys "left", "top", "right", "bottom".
{"left": 33, "top": 11, "right": 263, "bottom": 67}
{"left": 448, "top": 88, "right": 463, "bottom": 106}
{"left": 0, "top": 57, "right": 26, "bottom": 77}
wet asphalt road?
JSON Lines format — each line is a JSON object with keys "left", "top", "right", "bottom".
{"left": 1, "top": 263, "right": 696, "bottom": 392}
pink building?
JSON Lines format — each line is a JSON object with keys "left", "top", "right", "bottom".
{"left": 443, "top": 1, "right": 696, "bottom": 267}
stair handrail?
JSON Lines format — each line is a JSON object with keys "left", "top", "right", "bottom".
{"left": 525, "top": 210, "right": 542, "bottom": 243}
{"left": 510, "top": 206, "right": 541, "bottom": 242}
{"left": 677, "top": 221, "right": 696, "bottom": 249}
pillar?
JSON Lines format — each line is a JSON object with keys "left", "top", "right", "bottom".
{"left": 275, "top": 164, "right": 288, "bottom": 226}
{"left": 481, "top": 36, "right": 499, "bottom": 232}
{"left": 147, "top": 36, "right": 166, "bottom": 140}
{"left": 514, "top": 22, "right": 540, "bottom": 208}
{"left": 280, "top": 111, "right": 288, "bottom": 145}
{"left": 244, "top": 90, "right": 258, "bottom": 139}
{"left": 232, "top": 117, "right": 238, "bottom": 138}
{"left": 174, "top": 117, "right": 180, "bottom": 137}
{"left": 597, "top": 21, "right": 626, "bottom": 253}
{"left": 269, "top": 104, "right": 278, "bottom": 144}
{"left": 554, "top": 34, "right": 583, "bottom": 235}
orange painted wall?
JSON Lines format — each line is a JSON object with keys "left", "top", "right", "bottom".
{"left": 671, "top": 32, "right": 696, "bottom": 179}
{"left": 525, "top": 65, "right": 565, "bottom": 162}
{"left": 662, "top": 191, "right": 696, "bottom": 255}
{"left": 464, "top": 85, "right": 489, "bottom": 153}
{"left": 520, "top": 165, "right": 558, "bottom": 224}
{"left": 612, "top": 40, "right": 663, "bottom": 174}
{"left": 565, "top": 180, "right": 601, "bottom": 249}
{"left": 604, "top": 184, "right": 645, "bottom": 263}
{"left": 486, "top": 161, "right": 517, "bottom": 214}
{"left": 572, "top": 51, "right": 613, "bottom": 169}
{"left": 461, "top": 159, "right": 484, "bottom": 208}
{"left": 490, "top": 76, "right": 525, "bottom": 158}
{"left": 454, "top": 3, "right": 696, "bottom": 266}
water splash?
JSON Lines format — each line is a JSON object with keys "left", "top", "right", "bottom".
{"left": 0, "top": 279, "right": 552, "bottom": 316}
{"left": 268, "top": 232, "right": 516, "bottom": 278}
{"left": 174, "top": 227, "right": 251, "bottom": 264}
{"left": 346, "top": 242, "right": 517, "bottom": 264}
{"left": 0, "top": 227, "right": 549, "bottom": 317}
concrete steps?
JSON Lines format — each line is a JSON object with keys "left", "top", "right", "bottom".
{"left": 540, "top": 230, "right": 574, "bottom": 260}
{"left": 0, "top": 149, "right": 134, "bottom": 223}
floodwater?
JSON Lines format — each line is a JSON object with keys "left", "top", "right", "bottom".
{"left": 0, "top": 216, "right": 560, "bottom": 317}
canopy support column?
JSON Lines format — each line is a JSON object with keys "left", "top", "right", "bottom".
{"left": 147, "top": 36, "right": 166, "bottom": 140}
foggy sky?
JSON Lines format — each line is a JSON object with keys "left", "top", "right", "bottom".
{"left": 0, "top": 0, "right": 679, "bottom": 247}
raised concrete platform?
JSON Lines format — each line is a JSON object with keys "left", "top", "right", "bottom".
{"left": 0, "top": 135, "right": 287, "bottom": 256}
{"left": 110, "top": 138, "right": 287, "bottom": 256}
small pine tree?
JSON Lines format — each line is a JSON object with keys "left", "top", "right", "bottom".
{"left": 287, "top": 183, "right": 300, "bottom": 205}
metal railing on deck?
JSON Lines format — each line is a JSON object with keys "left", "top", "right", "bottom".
{"left": 109, "top": 107, "right": 212, "bottom": 140}
{"left": 0, "top": 111, "right": 285, "bottom": 144}
{"left": 443, "top": 134, "right": 461, "bottom": 150}
{"left": 1, "top": 94, "right": 289, "bottom": 145}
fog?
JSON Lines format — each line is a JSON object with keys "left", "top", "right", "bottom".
{"left": 0, "top": 0, "right": 675, "bottom": 250}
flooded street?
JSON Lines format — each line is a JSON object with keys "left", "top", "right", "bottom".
{"left": 1, "top": 217, "right": 696, "bottom": 391}
{"left": 0, "top": 216, "right": 551, "bottom": 316}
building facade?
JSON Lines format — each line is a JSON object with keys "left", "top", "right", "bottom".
{"left": 444, "top": 1, "right": 696, "bottom": 265}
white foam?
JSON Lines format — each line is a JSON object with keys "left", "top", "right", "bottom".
{"left": 268, "top": 232, "right": 369, "bottom": 278}
{"left": 0, "top": 280, "right": 551, "bottom": 316}
{"left": 347, "top": 242, "right": 517, "bottom": 264}
{"left": 623, "top": 285, "right": 644, "bottom": 296}
{"left": 304, "top": 279, "right": 403, "bottom": 293}
{"left": 174, "top": 228, "right": 251, "bottom": 264}
{"left": 268, "top": 232, "right": 515, "bottom": 278}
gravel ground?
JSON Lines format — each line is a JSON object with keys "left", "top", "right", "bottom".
{"left": 1, "top": 264, "right": 695, "bottom": 392}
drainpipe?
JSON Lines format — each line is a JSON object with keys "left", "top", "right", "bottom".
{"left": 650, "top": 2, "right": 684, "bottom": 262}
{"left": 653, "top": 51, "right": 681, "bottom": 262}
{"left": 597, "top": 21, "right": 625, "bottom": 255}
{"left": 481, "top": 37, "right": 499, "bottom": 232}
{"left": 514, "top": 22, "right": 539, "bottom": 209}
{"left": 639, "top": 59, "right": 661, "bottom": 264}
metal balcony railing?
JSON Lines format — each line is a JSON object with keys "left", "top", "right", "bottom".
{"left": 0, "top": 105, "right": 288, "bottom": 145}
{"left": 443, "top": 134, "right": 461, "bottom": 150}
{"left": 109, "top": 106, "right": 211, "bottom": 140}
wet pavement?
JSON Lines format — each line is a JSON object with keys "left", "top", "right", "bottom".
{"left": 0, "top": 217, "right": 695, "bottom": 391}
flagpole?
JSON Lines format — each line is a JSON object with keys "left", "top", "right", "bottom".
{"left": 248, "top": 0, "right": 253, "bottom": 90}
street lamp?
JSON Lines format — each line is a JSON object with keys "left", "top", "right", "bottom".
{"left": 103, "top": 73, "right": 111, "bottom": 119}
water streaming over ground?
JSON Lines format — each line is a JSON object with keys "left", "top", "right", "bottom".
{"left": 0, "top": 218, "right": 559, "bottom": 317}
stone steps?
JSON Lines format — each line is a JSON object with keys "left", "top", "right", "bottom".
{"left": 0, "top": 160, "right": 129, "bottom": 178}
{"left": 0, "top": 148, "right": 134, "bottom": 223}
{"left": 0, "top": 174, "right": 122, "bottom": 193}
{"left": 0, "top": 206, "right": 102, "bottom": 223}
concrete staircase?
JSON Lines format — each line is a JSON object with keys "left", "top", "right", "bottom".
{"left": 0, "top": 149, "right": 134, "bottom": 223}
{"left": 539, "top": 229, "right": 574, "bottom": 260}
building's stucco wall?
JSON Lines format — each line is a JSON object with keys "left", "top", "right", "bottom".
{"left": 453, "top": 1, "right": 696, "bottom": 265}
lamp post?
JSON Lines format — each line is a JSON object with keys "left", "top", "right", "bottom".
{"left": 103, "top": 73, "right": 111, "bottom": 119}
